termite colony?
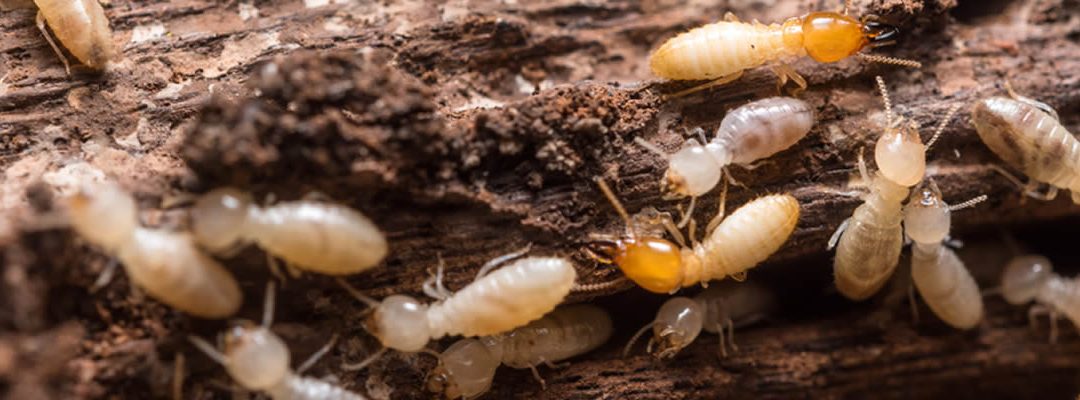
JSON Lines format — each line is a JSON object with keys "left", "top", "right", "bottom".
{"left": 15, "top": 0, "right": 1080, "bottom": 398}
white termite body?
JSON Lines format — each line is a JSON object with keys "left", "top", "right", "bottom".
{"left": 191, "top": 188, "right": 388, "bottom": 276}
{"left": 33, "top": 0, "right": 114, "bottom": 72}
{"left": 427, "top": 304, "right": 613, "bottom": 399}
{"left": 1002, "top": 255, "right": 1080, "bottom": 343}
{"left": 903, "top": 183, "right": 985, "bottom": 329}
{"left": 971, "top": 90, "right": 1080, "bottom": 204}
{"left": 65, "top": 182, "right": 241, "bottom": 318}
{"left": 652, "top": 97, "right": 814, "bottom": 197}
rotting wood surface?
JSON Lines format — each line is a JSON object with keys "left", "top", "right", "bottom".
{"left": 2, "top": 0, "right": 1080, "bottom": 399}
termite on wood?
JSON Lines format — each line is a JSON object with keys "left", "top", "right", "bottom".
{"left": 189, "top": 283, "right": 367, "bottom": 400}
{"left": 971, "top": 83, "right": 1080, "bottom": 204}
{"left": 903, "top": 180, "right": 987, "bottom": 330}
{"left": 624, "top": 281, "right": 777, "bottom": 359}
{"left": 649, "top": 2, "right": 919, "bottom": 95}
{"left": 31, "top": 0, "right": 115, "bottom": 74}
{"left": 586, "top": 178, "right": 799, "bottom": 294}
{"left": 191, "top": 188, "right": 388, "bottom": 277}
{"left": 65, "top": 182, "right": 241, "bottom": 318}
{"left": 336, "top": 249, "right": 577, "bottom": 369}
{"left": 426, "top": 304, "right": 613, "bottom": 399}
{"left": 829, "top": 76, "right": 958, "bottom": 301}
{"left": 1002, "top": 255, "right": 1080, "bottom": 343}
{"left": 636, "top": 97, "right": 815, "bottom": 199}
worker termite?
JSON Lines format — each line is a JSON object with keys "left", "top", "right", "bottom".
{"left": 336, "top": 249, "right": 577, "bottom": 368}
{"left": 32, "top": 0, "right": 115, "bottom": 74}
{"left": 64, "top": 182, "right": 241, "bottom": 318}
{"left": 649, "top": 3, "right": 919, "bottom": 95}
{"left": 903, "top": 180, "right": 987, "bottom": 329}
{"left": 190, "top": 188, "right": 388, "bottom": 277}
{"left": 1001, "top": 255, "right": 1080, "bottom": 343}
{"left": 426, "top": 304, "right": 613, "bottom": 399}
{"left": 635, "top": 97, "right": 815, "bottom": 199}
{"left": 586, "top": 177, "right": 799, "bottom": 294}
{"left": 828, "top": 76, "right": 959, "bottom": 301}
{"left": 971, "top": 83, "right": 1080, "bottom": 204}
{"left": 189, "top": 283, "right": 367, "bottom": 399}
{"left": 623, "top": 281, "right": 777, "bottom": 359}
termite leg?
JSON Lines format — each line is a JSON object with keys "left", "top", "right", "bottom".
{"left": 172, "top": 353, "right": 185, "bottom": 400}
{"left": 723, "top": 12, "right": 741, "bottom": 22}
{"left": 668, "top": 70, "right": 745, "bottom": 98}
{"left": 827, "top": 218, "right": 852, "bottom": 250}
{"left": 1004, "top": 80, "right": 1059, "bottom": 121}
{"left": 725, "top": 319, "right": 738, "bottom": 353}
{"left": 265, "top": 253, "right": 289, "bottom": 284}
{"left": 623, "top": 322, "right": 656, "bottom": 357}
{"left": 715, "top": 322, "right": 728, "bottom": 357}
{"left": 987, "top": 164, "right": 1059, "bottom": 203}
{"left": 908, "top": 283, "right": 920, "bottom": 325}
{"left": 35, "top": 11, "right": 72, "bottom": 76}
{"left": 475, "top": 243, "right": 533, "bottom": 279}
{"left": 542, "top": 358, "right": 570, "bottom": 369}
{"left": 422, "top": 255, "right": 451, "bottom": 301}
{"left": 297, "top": 334, "right": 339, "bottom": 374}
{"left": 341, "top": 347, "right": 387, "bottom": 371}
{"left": 528, "top": 365, "right": 547, "bottom": 389}
{"left": 706, "top": 179, "right": 730, "bottom": 233}
{"left": 771, "top": 64, "right": 807, "bottom": 96}
{"left": 90, "top": 259, "right": 119, "bottom": 293}
{"left": 1049, "top": 309, "right": 1060, "bottom": 344}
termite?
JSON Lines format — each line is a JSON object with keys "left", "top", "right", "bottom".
{"left": 636, "top": 97, "right": 815, "bottom": 199}
{"left": 426, "top": 304, "right": 613, "bottom": 399}
{"left": 649, "top": 3, "right": 919, "bottom": 95}
{"left": 623, "top": 281, "right": 777, "bottom": 359}
{"left": 903, "top": 179, "right": 987, "bottom": 329}
{"left": 189, "top": 283, "right": 367, "bottom": 399}
{"left": 586, "top": 177, "right": 799, "bottom": 294}
{"left": 31, "top": 0, "right": 115, "bottom": 74}
{"left": 828, "top": 76, "right": 959, "bottom": 301}
{"left": 971, "top": 82, "right": 1080, "bottom": 204}
{"left": 1001, "top": 254, "right": 1080, "bottom": 343}
{"left": 64, "top": 182, "right": 241, "bottom": 318}
{"left": 336, "top": 249, "right": 577, "bottom": 369}
{"left": 190, "top": 188, "right": 388, "bottom": 277}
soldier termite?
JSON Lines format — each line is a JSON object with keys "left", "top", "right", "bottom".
{"left": 64, "top": 181, "right": 242, "bottom": 318}
{"left": 635, "top": 97, "right": 815, "bottom": 200}
{"left": 828, "top": 76, "right": 959, "bottom": 301}
{"left": 426, "top": 304, "right": 613, "bottom": 399}
{"left": 586, "top": 178, "right": 799, "bottom": 294}
{"left": 335, "top": 250, "right": 577, "bottom": 369}
{"left": 623, "top": 281, "right": 777, "bottom": 359}
{"left": 32, "top": 0, "right": 115, "bottom": 74}
{"left": 649, "top": 2, "right": 919, "bottom": 96}
{"left": 1001, "top": 255, "right": 1080, "bottom": 343}
{"left": 903, "top": 180, "right": 987, "bottom": 330}
{"left": 189, "top": 283, "right": 367, "bottom": 400}
{"left": 190, "top": 188, "right": 388, "bottom": 277}
{"left": 971, "top": 82, "right": 1080, "bottom": 204}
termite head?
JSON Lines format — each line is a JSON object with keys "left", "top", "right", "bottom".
{"left": 875, "top": 119, "right": 925, "bottom": 187}
{"left": 649, "top": 297, "right": 704, "bottom": 359}
{"left": 585, "top": 237, "right": 685, "bottom": 294}
{"left": 365, "top": 295, "right": 431, "bottom": 352}
{"left": 220, "top": 322, "right": 290, "bottom": 391}
{"left": 903, "top": 180, "right": 950, "bottom": 244}
{"left": 426, "top": 339, "right": 499, "bottom": 399}
{"left": 665, "top": 145, "right": 728, "bottom": 197}
{"left": 1001, "top": 255, "right": 1054, "bottom": 305}
{"left": 802, "top": 12, "right": 870, "bottom": 63}
{"left": 65, "top": 182, "right": 138, "bottom": 251}
{"left": 191, "top": 187, "right": 253, "bottom": 253}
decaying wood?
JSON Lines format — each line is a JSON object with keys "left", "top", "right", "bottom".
{"left": 2, "top": 0, "right": 1080, "bottom": 398}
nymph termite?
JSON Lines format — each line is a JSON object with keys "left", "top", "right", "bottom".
{"left": 189, "top": 283, "right": 367, "bottom": 399}
{"left": 649, "top": 2, "right": 919, "bottom": 95}
{"left": 636, "top": 97, "right": 815, "bottom": 199}
{"left": 586, "top": 178, "right": 799, "bottom": 294}
{"left": 829, "top": 76, "right": 959, "bottom": 301}
{"left": 1001, "top": 254, "right": 1080, "bottom": 343}
{"left": 623, "top": 281, "right": 777, "bottom": 359}
{"left": 335, "top": 249, "right": 577, "bottom": 369}
{"left": 903, "top": 179, "right": 987, "bottom": 330}
{"left": 31, "top": 0, "right": 115, "bottom": 74}
{"left": 190, "top": 188, "right": 388, "bottom": 277}
{"left": 65, "top": 182, "right": 241, "bottom": 318}
{"left": 971, "top": 83, "right": 1080, "bottom": 204}
{"left": 426, "top": 304, "right": 613, "bottom": 399}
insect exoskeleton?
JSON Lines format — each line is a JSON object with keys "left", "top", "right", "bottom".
{"left": 637, "top": 97, "right": 814, "bottom": 198}
{"left": 1001, "top": 255, "right": 1080, "bottom": 343}
{"left": 426, "top": 304, "right": 613, "bottom": 399}
{"left": 190, "top": 283, "right": 367, "bottom": 400}
{"left": 587, "top": 178, "right": 799, "bottom": 294}
{"left": 624, "top": 281, "right": 777, "bottom": 359}
{"left": 903, "top": 180, "right": 987, "bottom": 329}
{"left": 32, "top": 0, "right": 114, "bottom": 74}
{"left": 971, "top": 84, "right": 1080, "bottom": 204}
{"left": 65, "top": 182, "right": 241, "bottom": 318}
{"left": 649, "top": 7, "right": 915, "bottom": 94}
{"left": 337, "top": 251, "right": 577, "bottom": 368}
{"left": 191, "top": 187, "right": 388, "bottom": 276}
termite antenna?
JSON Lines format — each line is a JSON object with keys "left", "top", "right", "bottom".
{"left": 341, "top": 347, "right": 388, "bottom": 371}
{"left": 926, "top": 103, "right": 962, "bottom": 150}
{"left": 634, "top": 137, "right": 669, "bottom": 158}
{"left": 596, "top": 177, "right": 635, "bottom": 238}
{"left": 188, "top": 335, "right": 228, "bottom": 365}
{"left": 476, "top": 243, "right": 534, "bottom": 279}
{"left": 949, "top": 194, "right": 988, "bottom": 211}
{"left": 335, "top": 278, "right": 380, "bottom": 308}
{"left": 859, "top": 54, "right": 922, "bottom": 69}
{"left": 262, "top": 281, "right": 276, "bottom": 328}
{"left": 571, "top": 276, "right": 629, "bottom": 293}
{"left": 296, "top": 334, "right": 338, "bottom": 374}
{"left": 875, "top": 76, "right": 894, "bottom": 125}
{"left": 623, "top": 322, "right": 656, "bottom": 357}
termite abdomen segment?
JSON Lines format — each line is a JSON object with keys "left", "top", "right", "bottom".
{"left": 34, "top": 0, "right": 115, "bottom": 69}
{"left": 718, "top": 97, "right": 814, "bottom": 165}
{"left": 1001, "top": 255, "right": 1054, "bottom": 305}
